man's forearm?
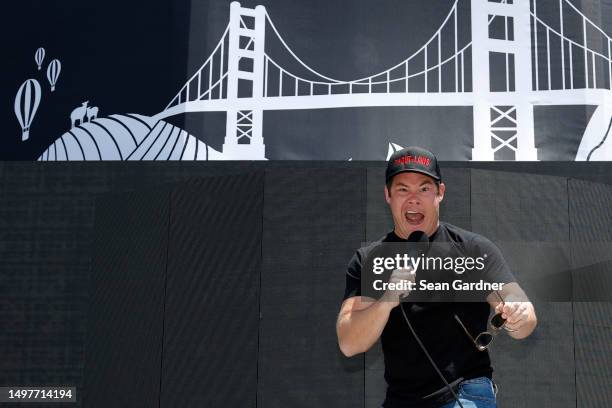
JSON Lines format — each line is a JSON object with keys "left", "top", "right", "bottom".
{"left": 337, "top": 299, "right": 396, "bottom": 357}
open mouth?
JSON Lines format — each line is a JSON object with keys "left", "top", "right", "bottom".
{"left": 404, "top": 210, "right": 425, "bottom": 225}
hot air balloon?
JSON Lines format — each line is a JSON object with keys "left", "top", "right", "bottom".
{"left": 14, "top": 79, "right": 42, "bottom": 141}
{"left": 35, "top": 47, "right": 45, "bottom": 70}
{"left": 46, "top": 59, "right": 61, "bottom": 91}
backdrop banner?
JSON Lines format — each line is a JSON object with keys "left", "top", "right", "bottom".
{"left": 5, "top": 0, "right": 612, "bottom": 161}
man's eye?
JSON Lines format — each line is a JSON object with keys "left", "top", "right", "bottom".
{"left": 420, "top": 186, "right": 430, "bottom": 192}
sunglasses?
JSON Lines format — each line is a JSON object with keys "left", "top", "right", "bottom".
{"left": 454, "top": 291, "right": 514, "bottom": 351}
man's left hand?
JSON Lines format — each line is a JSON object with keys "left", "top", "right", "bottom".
{"left": 488, "top": 283, "right": 537, "bottom": 339}
{"left": 495, "top": 298, "right": 530, "bottom": 332}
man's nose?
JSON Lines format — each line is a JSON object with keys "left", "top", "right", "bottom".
{"left": 406, "top": 192, "right": 420, "bottom": 204}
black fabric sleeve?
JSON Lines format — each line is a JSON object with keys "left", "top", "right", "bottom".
{"left": 342, "top": 250, "right": 362, "bottom": 301}
{"left": 471, "top": 235, "right": 516, "bottom": 285}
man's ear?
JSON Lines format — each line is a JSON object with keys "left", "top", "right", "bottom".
{"left": 384, "top": 185, "right": 391, "bottom": 204}
{"left": 437, "top": 182, "right": 446, "bottom": 203}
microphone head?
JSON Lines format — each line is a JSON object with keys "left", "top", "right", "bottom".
{"left": 407, "top": 230, "right": 428, "bottom": 243}
{"left": 406, "top": 230, "right": 430, "bottom": 259}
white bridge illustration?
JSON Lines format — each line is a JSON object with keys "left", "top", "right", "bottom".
{"left": 151, "top": 0, "right": 612, "bottom": 161}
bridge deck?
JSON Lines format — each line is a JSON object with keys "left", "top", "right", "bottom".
{"left": 155, "top": 89, "right": 612, "bottom": 120}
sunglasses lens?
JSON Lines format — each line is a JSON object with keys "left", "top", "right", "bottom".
{"left": 476, "top": 333, "right": 494, "bottom": 348}
{"left": 490, "top": 313, "right": 506, "bottom": 329}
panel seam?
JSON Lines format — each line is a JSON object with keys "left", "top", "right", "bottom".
{"left": 158, "top": 190, "right": 172, "bottom": 408}
{"left": 567, "top": 177, "right": 577, "bottom": 408}
{"left": 256, "top": 170, "right": 265, "bottom": 408}
{"left": 363, "top": 166, "right": 367, "bottom": 408}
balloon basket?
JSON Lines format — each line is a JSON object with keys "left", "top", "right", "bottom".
{"left": 22, "top": 130, "right": 30, "bottom": 141}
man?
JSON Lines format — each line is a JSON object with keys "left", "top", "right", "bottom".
{"left": 336, "top": 146, "right": 537, "bottom": 408}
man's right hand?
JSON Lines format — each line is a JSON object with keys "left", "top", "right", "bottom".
{"left": 337, "top": 268, "right": 416, "bottom": 356}
{"left": 379, "top": 267, "right": 416, "bottom": 307}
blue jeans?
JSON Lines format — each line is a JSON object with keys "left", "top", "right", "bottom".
{"left": 438, "top": 377, "right": 497, "bottom": 408}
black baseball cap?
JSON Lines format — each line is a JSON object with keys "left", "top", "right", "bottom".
{"left": 385, "top": 146, "right": 441, "bottom": 183}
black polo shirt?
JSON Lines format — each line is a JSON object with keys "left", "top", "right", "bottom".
{"left": 342, "top": 222, "right": 516, "bottom": 407}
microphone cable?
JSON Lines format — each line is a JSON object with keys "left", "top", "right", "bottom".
{"left": 398, "top": 230, "right": 465, "bottom": 407}
{"left": 399, "top": 302, "right": 464, "bottom": 408}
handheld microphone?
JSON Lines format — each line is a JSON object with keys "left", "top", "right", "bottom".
{"left": 401, "top": 230, "right": 430, "bottom": 301}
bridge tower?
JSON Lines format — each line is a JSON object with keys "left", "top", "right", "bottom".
{"left": 471, "top": 0, "right": 538, "bottom": 160}
{"left": 222, "top": 2, "right": 266, "bottom": 159}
